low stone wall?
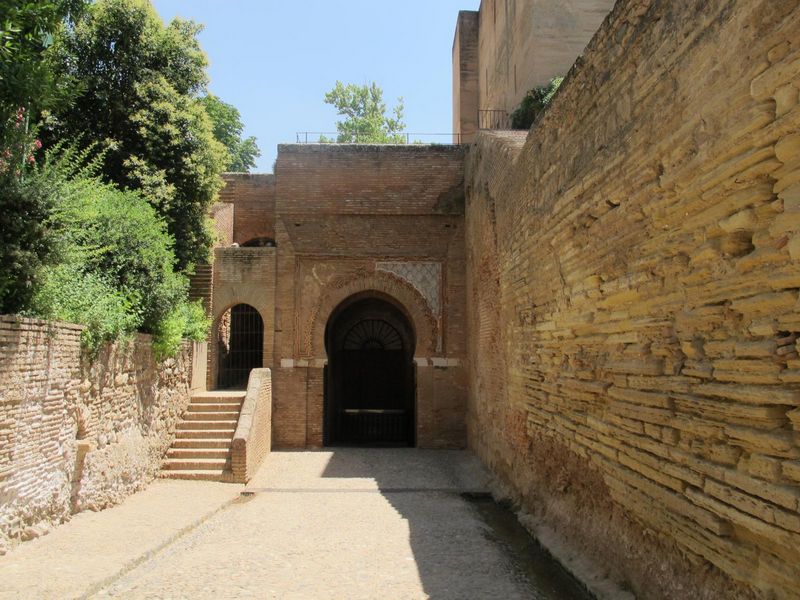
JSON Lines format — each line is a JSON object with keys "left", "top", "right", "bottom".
{"left": 0, "top": 316, "right": 196, "bottom": 553}
{"left": 232, "top": 368, "right": 272, "bottom": 483}
{"left": 465, "top": 1, "right": 800, "bottom": 598}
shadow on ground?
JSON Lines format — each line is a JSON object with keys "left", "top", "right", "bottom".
{"left": 313, "top": 448, "right": 592, "bottom": 599}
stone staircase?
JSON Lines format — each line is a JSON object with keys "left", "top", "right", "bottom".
{"left": 160, "top": 390, "right": 246, "bottom": 481}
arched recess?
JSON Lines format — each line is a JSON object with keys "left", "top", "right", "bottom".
{"left": 324, "top": 295, "right": 416, "bottom": 446}
{"left": 305, "top": 271, "right": 438, "bottom": 359}
{"left": 241, "top": 237, "right": 276, "bottom": 247}
{"left": 215, "top": 303, "right": 263, "bottom": 389}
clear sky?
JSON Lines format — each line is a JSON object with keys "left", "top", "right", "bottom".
{"left": 151, "top": 1, "right": 481, "bottom": 172}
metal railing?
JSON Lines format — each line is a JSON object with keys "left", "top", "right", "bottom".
{"left": 295, "top": 132, "right": 465, "bottom": 144}
{"left": 478, "top": 109, "right": 511, "bottom": 130}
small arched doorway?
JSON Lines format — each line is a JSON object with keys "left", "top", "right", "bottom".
{"left": 216, "top": 304, "right": 263, "bottom": 389}
{"left": 325, "top": 295, "right": 416, "bottom": 446}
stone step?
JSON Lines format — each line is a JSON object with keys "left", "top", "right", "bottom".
{"left": 190, "top": 391, "right": 246, "bottom": 404}
{"left": 172, "top": 438, "right": 234, "bottom": 448}
{"left": 167, "top": 448, "right": 230, "bottom": 460}
{"left": 177, "top": 421, "right": 237, "bottom": 431}
{"left": 183, "top": 411, "right": 240, "bottom": 422}
{"left": 190, "top": 397, "right": 245, "bottom": 406}
{"left": 175, "top": 429, "right": 235, "bottom": 439}
{"left": 159, "top": 469, "right": 234, "bottom": 482}
{"left": 188, "top": 403, "right": 243, "bottom": 413}
{"left": 162, "top": 458, "right": 231, "bottom": 471}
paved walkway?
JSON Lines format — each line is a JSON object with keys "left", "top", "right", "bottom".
{"left": 0, "top": 479, "right": 241, "bottom": 599}
{"left": 0, "top": 450, "right": 586, "bottom": 599}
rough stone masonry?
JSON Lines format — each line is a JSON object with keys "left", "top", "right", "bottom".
{"left": 0, "top": 317, "right": 195, "bottom": 552}
{"left": 464, "top": 1, "right": 800, "bottom": 598}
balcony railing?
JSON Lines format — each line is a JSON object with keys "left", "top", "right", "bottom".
{"left": 294, "top": 132, "right": 465, "bottom": 144}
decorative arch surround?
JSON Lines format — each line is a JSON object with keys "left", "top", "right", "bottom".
{"left": 304, "top": 270, "right": 438, "bottom": 359}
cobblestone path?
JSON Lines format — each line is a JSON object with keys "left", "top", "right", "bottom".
{"left": 98, "top": 449, "right": 539, "bottom": 599}
{"left": 3, "top": 450, "right": 588, "bottom": 599}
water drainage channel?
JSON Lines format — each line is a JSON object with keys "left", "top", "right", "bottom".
{"left": 462, "top": 492, "right": 594, "bottom": 600}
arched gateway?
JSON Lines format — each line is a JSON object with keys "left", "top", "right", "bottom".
{"left": 324, "top": 295, "right": 416, "bottom": 446}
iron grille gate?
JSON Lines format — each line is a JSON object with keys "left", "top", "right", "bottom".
{"left": 217, "top": 304, "right": 263, "bottom": 389}
{"left": 330, "top": 317, "right": 414, "bottom": 446}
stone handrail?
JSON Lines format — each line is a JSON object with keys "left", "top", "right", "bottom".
{"left": 231, "top": 368, "right": 272, "bottom": 483}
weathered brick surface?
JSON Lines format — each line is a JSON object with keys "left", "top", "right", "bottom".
{"left": 453, "top": 10, "right": 479, "bottom": 142}
{"left": 210, "top": 201, "right": 234, "bottom": 246}
{"left": 0, "top": 317, "right": 193, "bottom": 552}
{"left": 465, "top": 1, "right": 800, "bottom": 597}
{"left": 209, "top": 247, "right": 276, "bottom": 390}
{"left": 219, "top": 173, "right": 276, "bottom": 245}
{"left": 276, "top": 144, "right": 465, "bottom": 215}
{"left": 231, "top": 368, "right": 272, "bottom": 483}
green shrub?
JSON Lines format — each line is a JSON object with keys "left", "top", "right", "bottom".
{"left": 31, "top": 263, "right": 139, "bottom": 354}
{"left": 152, "top": 299, "right": 211, "bottom": 359}
{"left": 51, "top": 173, "right": 188, "bottom": 332}
{"left": 182, "top": 299, "right": 211, "bottom": 342}
{"left": 510, "top": 77, "right": 564, "bottom": 130}
{"left": 23, "top": 145, "right": 211, "bottom": 357}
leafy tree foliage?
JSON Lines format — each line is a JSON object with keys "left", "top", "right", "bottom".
{"left": 0, "top": 117, "right": 56, "bottom": 313}
{"left": 28, "top": 146, "right": 209, "bottom": 354}
{"left": 0, "top": 1, "right": 86, "bottom": 313}
{"left": 48, "top": 0, "right": 226, "bottom": 271}
{"left": 199, "top": 94, "right": 260, "bottom": 172}
{"left": 0, "top": 0, "right": 85, "bottom": 122}
{"left": 323, "top": 81, "right": 407, "bottom": 143}
{"left": 510, "top": 76, "right": 564, "bottom": 130}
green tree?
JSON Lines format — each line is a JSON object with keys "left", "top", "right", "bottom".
{"left": 0, "top": 1, "right": 87, "bottom": 313}
{"left": 323, "top": 81, "right": 406, "bottom": 143}
{"left": 0, "top": 128, "right": 55, "bottom": 312}
{"left": 199, "top": 94, "right": 260, "bottom": 172}
{"left": 28, "top": 146, "right": 209, "bottom": 354}
{"left": 48, "top": 0, "right": 226, "bottom": 271}
{"left": 0, "top": 0, "right": 85, "bottom": 123}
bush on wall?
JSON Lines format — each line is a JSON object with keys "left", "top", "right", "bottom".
{"left": 510, "top": 77, "right": 564, "bottom": 130}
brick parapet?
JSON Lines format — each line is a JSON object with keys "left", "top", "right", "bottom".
{"left": 231, "top": 368, "right": 272, "bottom": 483}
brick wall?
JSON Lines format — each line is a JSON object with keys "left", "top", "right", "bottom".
{"left": 210, "top": 201, "right": 234, "bottom": 246}
{"left": 209, "top": 247, "right": 276, "bottom": 389}
{"left": 220, "top": 173, "right": 276, "bottom": 245}
{"left": 0, "top": 317, "right": 194, "bottom": 553}
{"left": 271, "top": 144, "right": 468, "bottom": 449}
{"left": 465, "top": 1, "right": 800, "bottom": 597}
{"left": 276, "top": 144, "right": 465, "bottom": 215}
{"left": 232, "top": 368, "right": 272, "bottom": 483}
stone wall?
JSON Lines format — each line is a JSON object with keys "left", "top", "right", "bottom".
{"left": 0, "top": 316, "right": 194, "bottom": 553}
{"left": 478, "top": 0, "right": 613, "bottom": 115}
{"left": 465, "top": 1, "right": 800, "bottom": 598}
{"left": 452, "top": 10, "right": 479, "bottom": 142}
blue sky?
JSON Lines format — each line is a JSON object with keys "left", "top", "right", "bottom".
{"left": 152, "top": 1, "right": 481, "bottom": 172}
